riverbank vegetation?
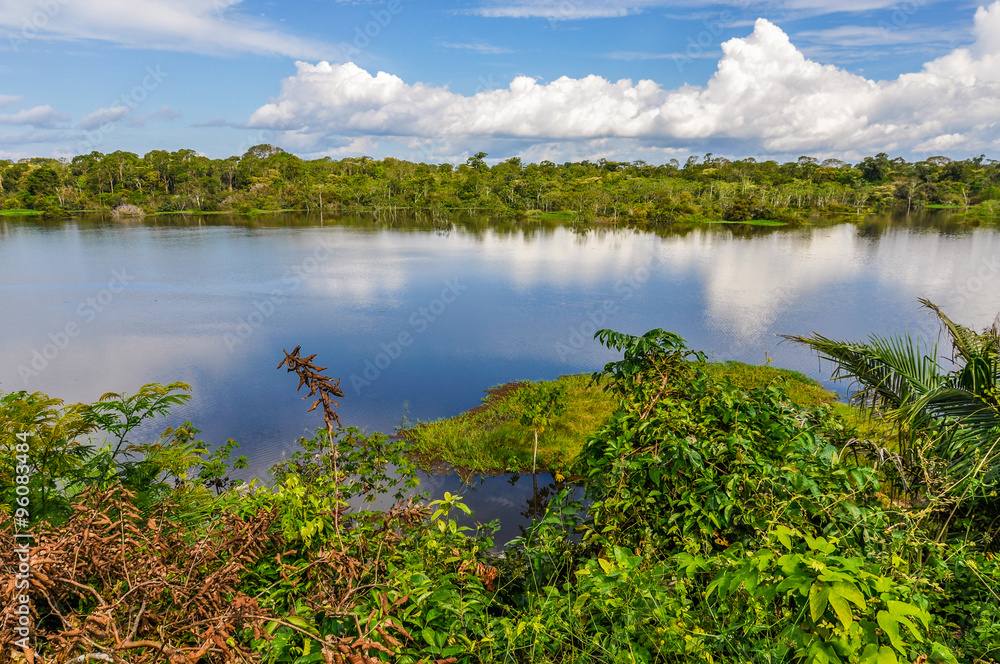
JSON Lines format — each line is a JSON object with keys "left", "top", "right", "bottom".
{"left": 2, "top": 147, "right": 999, "bottom": 223}
{"left": 2, "top": 304, "right": 999, "bottom": 663}
{"left": 400, "top": 364, "right": 841, "bottom": 475}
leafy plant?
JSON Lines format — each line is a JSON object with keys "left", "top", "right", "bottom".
{"left": 514, "top": 382, "right": 567, "bottom": 474}
{"left": 706, "top": 526, "right": 958, "bottom": 664}
{"left": 785, "top": 299, "right": 1000, "bottom": 543}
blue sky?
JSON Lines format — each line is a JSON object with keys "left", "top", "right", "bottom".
{"left": 1, "top": 0, "right": 998, "bottom": 163}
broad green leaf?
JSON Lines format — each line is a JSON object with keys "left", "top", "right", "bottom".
{"left": 876, "top": 646, "right": 898, "bottom": 664}
{"left": 598, "top": 558, "right": 615, "bottom": 574}
{"left": 421, "top": 627, "right": 437, "bottom": 647}
{"left": 810, "top": 585, "right": 831, "bottom": 623}
{"left": 832, "top": 581, "right": 867, "bottom": 610}
{"left": 886, "top": 600, "right": 929, "bottom": 629}
{"left": 930, "top": 641, "right": 959, "bottom": 664}
{"left": 828, "top": 593, "right": 853, "bottom": 630}
{"left": 775, "top": 526, "right": 793, "bottom": 550}
{"left": 285, "top": 615, "right": 313, "bottom": 631}
{"left": 877, "top": 611, "right": 904, "bottom": 652}
{"left": 893, "top": 614, "right": 924, "bottom": 643}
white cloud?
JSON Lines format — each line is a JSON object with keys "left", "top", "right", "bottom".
{"left": 0, "top": 129, "right": 74, "bottom": 146}
{"left": 80, "top": 105, "right": 131, "bottom": 131}
{"left": 440, "top": 42, "right": 515, "bottom": 54}
{"left": 0, "top": 95, "right": 24, "bottom": 107}
{"left": 605, "top": 50, "right": 719, "bottom": 61}
{"left": 469, "top": 0, "right": 908, "bottom": 20}
{"left": 247, "top": 2, "right": 1000, "bottom": 161}
{"left": 473, "top": 1, "right": 639, "bottom": 19}
{"left": 0, "top": 0, "right": 333, "bottom": 59}
{"left": 794, "top": 24, "right": 965, "bottom": 48}
{"left": 127, "top": 105, "right": 183, "bottom": 127}
{"left": 0, "top": 105, "right": 71, "bottom": 128}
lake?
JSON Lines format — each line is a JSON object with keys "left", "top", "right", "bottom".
{"left": 2, "top": 211, "right": 998, "bottom": 543}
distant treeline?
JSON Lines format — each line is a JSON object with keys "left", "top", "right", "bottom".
{"left": 3, "top": 145, "right": 999, "bottom": 222}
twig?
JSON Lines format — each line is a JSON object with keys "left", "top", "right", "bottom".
{"left": 278, "top": 346, "right": 347, "bottom": 551}
{"left": 125, "top": 600, "right": 146, "bottom": 644}
{"left": 58, "top": 577, "right": 108, "bottom": 606}
{"left": 66, "top": 653, "right": 129, "bottom": 664}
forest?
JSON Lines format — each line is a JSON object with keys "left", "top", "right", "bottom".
{"left": 2, "top": 147, "right": 999, "bottom": 222}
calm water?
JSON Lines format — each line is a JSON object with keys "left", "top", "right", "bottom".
{"left": 2, "top": 212, "right": 998, "bottom": 542}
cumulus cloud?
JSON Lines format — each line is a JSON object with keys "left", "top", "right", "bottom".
{"left": 247, "top": 2, "right": 1000, "bottom": 160}
{"left": 0, "top": 105, "right": 71, "bottom": 129}
{"left": 0, "top": 0, "right": 332, "bottom": 59}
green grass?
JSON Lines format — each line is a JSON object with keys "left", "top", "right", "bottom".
{"left": 706, "top": 218, "right": 789, "bottom": 227}
{"left": 151, "top": 209, "right": 234, "bottom": 216}
{"left": 400, "top": 363, "right": 848, "bottom": 474}
{"left": 401, "top": 374, "right": 612, "bottom": 474}
{"left": 703, "top": 361, "right": 839, "bottom": 408}
{"left": 529, "top": 210, "right": 577, "bottom": 220}
{"left": 0, "top": 209, "right": 44, "bottom": 216}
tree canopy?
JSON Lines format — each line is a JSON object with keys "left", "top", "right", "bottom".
{"left": 1, "top": 146, "right": 998, "bottom": 221}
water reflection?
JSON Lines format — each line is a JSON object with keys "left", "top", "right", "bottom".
{"left": 1, "top": 210, "right": 998, "bottom": 535}
{"left": 414, "top": 470, "right": 582, "bottom": 548}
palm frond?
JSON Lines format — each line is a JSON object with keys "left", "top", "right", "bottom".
{"left": 920, "top": 298, "right": 1000, "bottom": 364}
{"left": 781, "top": 331, "right": 944, "bottom": 415}
{"left": 921, "top": 387, "right": 1000, "bottom": 443}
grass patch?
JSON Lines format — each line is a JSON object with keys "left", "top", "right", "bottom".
{"left": 706, "top": 218, "right": 789, "bottom": 227}
{"left": 0, "top": 209, "right": 44, "bottom": 216}
{"left": 703, "top": 361, "right": 839, "bottom": 408}
{"left": 532, "top": 210, "right": 577, "bottom": 220}
{"left": 151, "top": 209, "right": 236, "bottom": 216}
{"left": 400, "top": 374, "right": 612, "bottom": 474}
{"left": 400, "top": 363, "right": 850, "bottom": 474}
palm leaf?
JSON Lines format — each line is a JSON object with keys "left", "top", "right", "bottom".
{"left": 920, "top": 298, "right": 1000, "bottom": 365}
{"left": 781, "top": 332, "right": 944, "bottom": 416}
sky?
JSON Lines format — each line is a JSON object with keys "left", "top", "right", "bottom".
{"left": 0, "top": 0, "right": 998, "bottom": 164}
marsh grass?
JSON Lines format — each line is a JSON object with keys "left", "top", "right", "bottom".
{"left": 0, "top": 208, "right": 44, "bottom": 216}
{"left": 706, "top": 218, "right": 789, "bottom": 226}
{"left": 400, "top": 374, "right": 612, "bottom": 474}
{"left": 401, "top": 363, "right": 846, "bottom": 474}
